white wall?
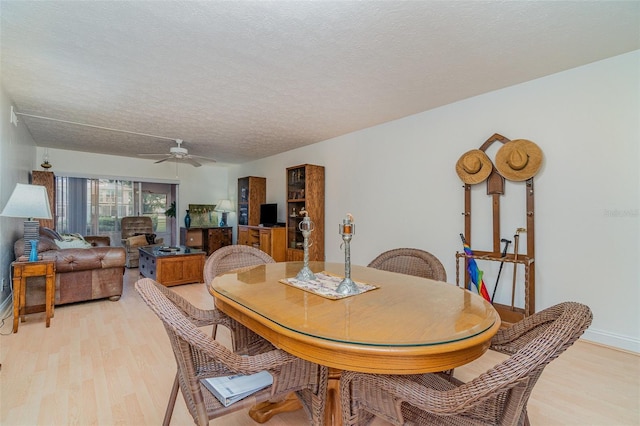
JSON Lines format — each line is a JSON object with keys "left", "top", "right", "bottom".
{"left": 230, "top": 51, "right": 640, "bottom": 352}
{"left": 0, "top": 86, "right": 38, "bottom": 308}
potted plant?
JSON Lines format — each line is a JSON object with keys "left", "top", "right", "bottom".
{"left": 165, "top": 201, "right": 176, "bottom": 218}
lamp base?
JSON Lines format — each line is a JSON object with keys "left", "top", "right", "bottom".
{"left": 219, "top": 212, "right": 228, "bottom": 227}
{"left": 23, "top": 220, "right": 40, "bottom": 258}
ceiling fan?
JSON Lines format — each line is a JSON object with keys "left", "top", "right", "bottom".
{"left": 138, "top": 139, "right": 216, "bottom": 167}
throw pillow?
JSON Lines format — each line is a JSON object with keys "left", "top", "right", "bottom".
{"left": 134, "top": 232, "right": 156, "bottom": 244}
{"left": 127, "top": 234, "right": 149, "bottom": 247}
{"left": 41, "top": 227, "right": 63, "bottom": 241}
{"left": 55, "top": 233, "right": 92, "bottom": 249}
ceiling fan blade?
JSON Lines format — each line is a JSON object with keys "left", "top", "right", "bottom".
{"left": 184, "top": 157, "right": 202, "bottom": 167}
{"left": 190, "top": 155, "right": 217, "bottom": 163}
{"left": 138, "top": 153, "right": 171, "bottom": 159}
{"left": 139, "top": 140, "right": 209, "bottom": 167}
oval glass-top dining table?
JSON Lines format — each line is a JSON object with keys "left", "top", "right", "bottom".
{"left": 209, "top": 261, "right": 500, "bottom": 425}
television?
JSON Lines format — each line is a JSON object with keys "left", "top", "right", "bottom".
{"left": 259, "top": 203, "right": 278, "bottom": 227}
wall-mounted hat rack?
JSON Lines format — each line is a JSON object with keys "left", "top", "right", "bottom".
{"left": 455, "top": 133, "right": 539, "bottom": 324}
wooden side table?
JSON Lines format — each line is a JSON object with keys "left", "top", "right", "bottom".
{"left": 12, "top": 260, "right": 56, "bottom": 333}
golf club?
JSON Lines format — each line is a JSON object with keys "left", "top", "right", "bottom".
{"left": 491, "top": 238, "right": 511, "bottom": 303}
{"left": 510, "top": 228, "right": 526, "bottom": 310}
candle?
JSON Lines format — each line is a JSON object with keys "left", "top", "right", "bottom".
{"left": 342, "top": 213, "right": 354, "bottom": 234}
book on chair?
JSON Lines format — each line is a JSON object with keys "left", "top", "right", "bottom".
{"left": 201, "top": 370, "right": 273, "bottom": 407}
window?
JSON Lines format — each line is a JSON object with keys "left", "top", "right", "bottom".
{"left": 55, "top": 177, "right": 176, "bottom": 246}
{"left": 142, "top": 191, "right": 167, "bottom": 232}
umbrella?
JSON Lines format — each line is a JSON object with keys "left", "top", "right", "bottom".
{"left": 460, "top": 234, "right": 491, "bottom": 302}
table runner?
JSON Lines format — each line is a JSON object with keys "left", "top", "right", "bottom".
{"left": 280, "top": 271, "right": 378, "bottom": 299}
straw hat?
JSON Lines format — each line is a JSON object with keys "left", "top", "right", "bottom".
{"left": 495, "top": 139, "right": 543, "bottom": 181}
{"left": 455, "top": 149, "right": 493, "bottom": 184}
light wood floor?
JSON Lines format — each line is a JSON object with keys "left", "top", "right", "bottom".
{"left": 1, "top": 268, "right": 638, "bottom": 425}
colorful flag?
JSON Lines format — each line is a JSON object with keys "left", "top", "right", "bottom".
{"left": 460, "top": 234, "right": 491, "bottom": 302}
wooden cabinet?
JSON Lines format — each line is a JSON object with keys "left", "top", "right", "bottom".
{"left": 206, "top": 227, "right": 232, "bottom": 253}
{"left": 182, "top": 228, "right": 203, "bottom": 248}
{"left": 180, "top": 227, "right": 232, "bottom": 255}
{"left": 286, "top": 164, "right": 325, "bottom": 261}
{"left": 237, "top": 226, "right": 250, "bottom": 247}
{"left": 237, "top": 225, "right": 286, "bottom": 261}
{"left": 31, "top": 171, "right": 55, "bottom": 230}
{"left": 237, "top": 176, "right": 266, "bottom": 227}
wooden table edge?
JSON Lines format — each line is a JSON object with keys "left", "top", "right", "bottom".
{"left": 213, "top": 291, "right": 501, "bottom": 374}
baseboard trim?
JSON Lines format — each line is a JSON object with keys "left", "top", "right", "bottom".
{"left": 582, "top": 328, "right": 639, "bottom": 354}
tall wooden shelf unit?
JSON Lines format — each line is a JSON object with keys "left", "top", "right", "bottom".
{"left": 286, "top": 164, "right": 325, "bottom": 261}
{"left": 455, "top": 134, "right": 536, "bottom": 324}
{"left": 31, "top": 171, "right": 55, "bottom": 230}
{"left": 237, "top": 176, "right": 266, "bottom": 228}
{"left": 236, "top": 176, "right": 288, "bottom": 260}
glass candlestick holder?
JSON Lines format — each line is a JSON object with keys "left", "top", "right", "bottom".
{"left": 296, "top": 210, "right": 316, "bottom": 282}
{"left": 336, "top": 214, "right": 357, "bottom": 294}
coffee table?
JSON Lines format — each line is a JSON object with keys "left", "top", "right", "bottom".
{"left": 138, "top": 246, "right": 205, "bottom": 286}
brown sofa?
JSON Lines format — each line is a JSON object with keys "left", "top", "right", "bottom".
{"left": 14, "top": 228, "right": 126, "bottom": 307}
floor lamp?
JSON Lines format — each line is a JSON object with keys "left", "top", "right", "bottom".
{"left": 1, "top": 183, "right": 53, "bottom": 260}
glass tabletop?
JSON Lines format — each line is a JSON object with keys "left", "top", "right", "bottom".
{"left": 211, "top": 261, "right": 499, "bottom": 347}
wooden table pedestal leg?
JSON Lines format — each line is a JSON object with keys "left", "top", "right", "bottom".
{"left": 247, "top": 368, "right": 343, "bottom": 425}
{"left": 324, "top": 368, "right": 343, "bottom": 426}
{"left": 248, "top": 393, "right": 302, "bottom": 423}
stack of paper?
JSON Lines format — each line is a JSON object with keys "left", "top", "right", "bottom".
{"left": 201, "top": 370, "right": 273, "bottom": 407}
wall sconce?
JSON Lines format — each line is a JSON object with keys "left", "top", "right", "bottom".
{"left": 41, "top": 148, "right": 52, "bottom": 169}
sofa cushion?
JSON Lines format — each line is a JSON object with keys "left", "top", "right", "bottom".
{"left": 37, "top": 236, "right": 60, "bottom": 252}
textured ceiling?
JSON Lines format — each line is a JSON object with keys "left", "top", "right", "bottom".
{"left": 1, "top": 1, "right": 639, "bottom": 165}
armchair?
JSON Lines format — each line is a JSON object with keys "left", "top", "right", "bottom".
{"left": 367, "top": 248, "right": 447, "bottom": 282}
{"left": 203, "top": 245, "right": 276, "bottom": 351}
{"left": 121, "top": 216, "right": 164, "bottom": 268}
{"left": 135, "top": 278, "right": 328, "bottom": 426}
{"left": 340, "top": 302, "right": 593, "bottom": 426}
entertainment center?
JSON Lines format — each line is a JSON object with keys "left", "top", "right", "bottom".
{"left": 237, "top": 166, "right": 325, "bottom": 262}
{"left": 236, "top": 176, "right": 286, "bottom": 261}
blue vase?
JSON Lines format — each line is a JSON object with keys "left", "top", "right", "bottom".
{"left": 29, "top": 239, "right": 38, "bottom": 262}
{"left": 184, "top": 210, "right": 191, "bottom": 229}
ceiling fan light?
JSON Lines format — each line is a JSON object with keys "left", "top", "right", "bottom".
{"left": 170, "top": 146, "right": 188, "bottom": 156}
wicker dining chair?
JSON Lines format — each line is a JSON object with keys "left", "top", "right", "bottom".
{"left": 136, "top": 278, "right": 328, "bottom": 426}
{"left": 367, "top": 248, "right": 447, "bottom": 282}
{"left": 340, "top": 301, "right": 592, "bottom": 426}
{"left": 203, "top": 245, "right": 276, "bottom": 349}
{"left": 204, "top": 245, "right": 276, "bottom": 284}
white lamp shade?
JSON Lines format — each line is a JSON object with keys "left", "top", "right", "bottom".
{"left": 1, "top": 183, "right": 53, "bottom": 219}
{"left": 215, "top": 199, "right": 234, "bottom": 212}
